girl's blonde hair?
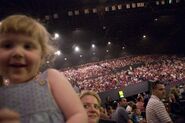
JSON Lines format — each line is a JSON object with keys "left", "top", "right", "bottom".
{"left": 0, "top": 14, "right": 56, "bottom": 61}
{"left": 80, "top": 90, "right": 101, "bottom": 105}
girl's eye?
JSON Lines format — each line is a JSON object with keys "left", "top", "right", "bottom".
{"left": 1, "top": 43, "right": 14, "bottom": 49}
{"left": 24, "top": 44, "right": 33, "bottom": 50}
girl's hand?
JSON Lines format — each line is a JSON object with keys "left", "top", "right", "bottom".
{"left": 0, "top": 108, "right": 20, "bottom": 123}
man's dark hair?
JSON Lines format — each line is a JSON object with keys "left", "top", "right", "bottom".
{"left": 151, "top": 80, "right": 164, "bottom": 90}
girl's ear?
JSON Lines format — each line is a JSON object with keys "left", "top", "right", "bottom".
{"left": 41, "top": 56, "right": 46, "bottom": 66}
{"left": 40, "top": 52, "right": 46, "bottom": 64}
{"left": 39, "top": 56, "right": 45, "bottom": 70}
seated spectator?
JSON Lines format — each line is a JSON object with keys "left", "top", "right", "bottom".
{"left": 80, "top": 90, "right": 115, "bottom": 123}
{"left": 111, "top": 98, "right": 132, "bottom": 123}
{"left": 126, "top": 101, "right": 135, "bottom": 114}
{"left": 80, "top": 90, "right": 101, "bottom": 123}
{"left": 136, "top": 96, "right": 145, "bottom": 118}
{"left": 130, "top": 105, "right": 146, "bottom": 123}
{"left": 100, "top": 107, "right": 110, "bottom": 120}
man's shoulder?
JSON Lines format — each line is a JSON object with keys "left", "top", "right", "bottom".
{"left": 117, "top": 106, "right": 125, "bottom": 110}
{"left": 148, "top": 95, "right": 161, "bottom": 104}
{"left": 146, "top": 97, "right": 161, "bottom": 110}
{"left": 116, "top": 106, "right": 129, "bottom": 117}
{"left": 117, "top": 106, "right": 126, "bottom": 112}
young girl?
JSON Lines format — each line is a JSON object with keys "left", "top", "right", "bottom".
{"left": 0, "top": 15, "right": 88, "bottom": 123}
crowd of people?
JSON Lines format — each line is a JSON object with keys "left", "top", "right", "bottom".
{"left": 63, "top": 55, "right": 185, "bottom": 92}
{"left": 96, "top": 83, "right": 185, "bottom": 123}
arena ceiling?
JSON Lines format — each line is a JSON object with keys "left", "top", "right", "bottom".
{"left": 0, "top": 0, "right": 185, "bottom": 68}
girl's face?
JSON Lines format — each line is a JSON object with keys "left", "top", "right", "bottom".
{"left": 0, "top": 33, "right": 42, "bottom": 84}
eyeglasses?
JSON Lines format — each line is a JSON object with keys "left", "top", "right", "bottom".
{"left": 83, "top": 103, "right": 101, "bottom": 110}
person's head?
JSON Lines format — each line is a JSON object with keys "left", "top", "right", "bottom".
{"left": 111, "top": 101, "right": 118, "bottom": 110}
{"left": 80, "top": 90, "right": 101, "bottom": 123}
{"left": 137, "top": 96, "right": 144, "bottom": 102}
{"left": 169, "top": 93, "right": 176, "bottom": 102}
{"left": 128, "top": 101, "right": 135, "bottom": 107}
{"left": 119, "top": 98, "right": 128, "bottom": 108}
{"left": 152, "top": 81, "right": 166, "bottom": 99}
{"left": 106, "top": 105, "right": 113, "bottom": 115}
{"left": 0, "top": 15, "right": 55, "bottom": 84}
{"left": 132, "top": 104, "right": 141, "bottom": 115}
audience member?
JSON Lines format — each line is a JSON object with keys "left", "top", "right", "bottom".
{"left": 80, "top": 90, "right": 101, "bottom": 123}
{"left": 146, "top": 81, "right": 173, "bottom": 123}
{"left": 130, "top": 105, "right": 146, "bottom": 123}
{"left": 111, "top": 98, "right": 132, "bottom": 123}
{"left": 80, "top": 90, "right": 115, "bottom": 123}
